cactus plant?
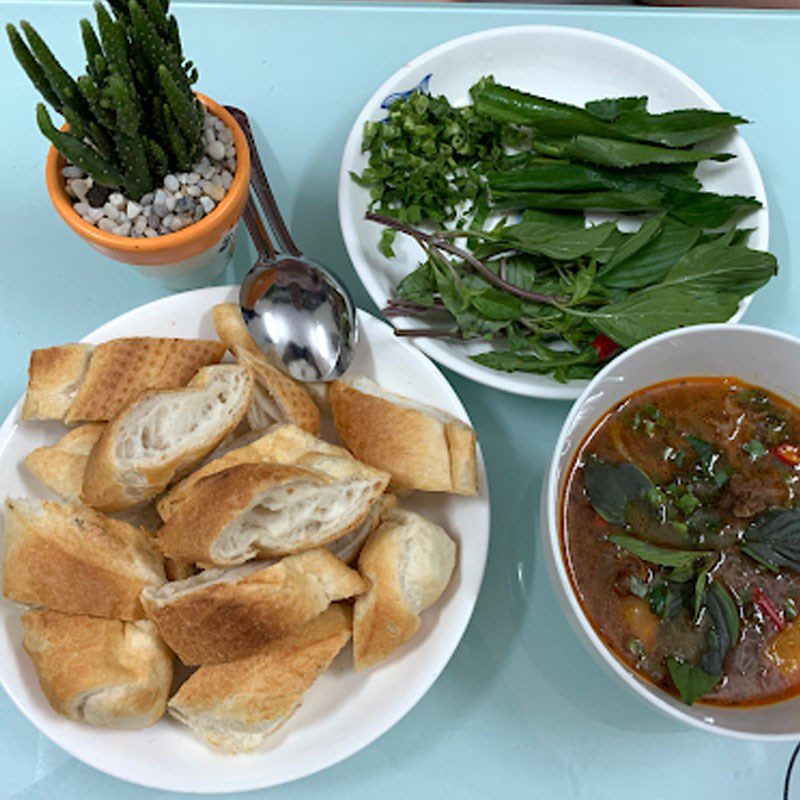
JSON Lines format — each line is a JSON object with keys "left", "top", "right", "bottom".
{"left": 6, "top": 0, "right": 205, "bottom": 199}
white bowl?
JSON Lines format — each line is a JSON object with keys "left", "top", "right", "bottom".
{"left": 339, "top": 25, "right": 769, "bottom": 401}
{"left": 541, "top": 324, "right": 800, "bottom": 740}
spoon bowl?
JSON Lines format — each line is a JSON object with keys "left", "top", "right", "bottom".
{"left": 227, "top": 105, "right": 357, "bottom": 382}
{"left": 241, "top": 253, "right": 357, "bottom": 381}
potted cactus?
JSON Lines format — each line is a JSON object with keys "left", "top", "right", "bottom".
{"left": 7, "top": 0, "right": 250, "bottom": 289}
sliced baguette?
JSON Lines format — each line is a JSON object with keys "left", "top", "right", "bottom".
{"left": 327, "top": 492, "right": 396, "bottom": 565}
{"left": 156, "top": 461, "right": 388, "bottom": 566}
{"left": 156, "top": 423, "right": 384, "bottom": 522}
{"left": 353, "top": 508, "right": 456, "bottom": 671}
{"left": 2, "top": 498, "right": 165, "bottom": 620}
{"left": 329, "top": 375, "right": 478, "bottom": 495}
{"left": 141, "top": 549, "right": 366, "bottom": 665}
{"left": 22, "top": 610, "right": 172, "bottom": 728}
{"left": 81, "top": 364, "right": 253, "bottom": 512}
{"left": 22, "top": 344, "right": 93, "bottom": 421}
{"left": 168, "top": 604, "right": 351, "bottom": 753}
{"left": 211, "top": 303, "right": 320, "bottom": 434}
{"left": 65, "top": 337, "right": 227, "bottom": 423}
{"left": 24, "top": 423, "right": 105, "bottom": 500}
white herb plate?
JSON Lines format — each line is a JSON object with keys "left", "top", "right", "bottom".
{"left": 338, "top": 26, "right": 769, "bottom": 400}
{"left": 0, "top": 286, "right": 490, "bottom": 793}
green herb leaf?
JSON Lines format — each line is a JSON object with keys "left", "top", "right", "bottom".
{"left": 584, "top": 457, "right": 653, "bottom": 524}
{"left": 742, "top": 438, "right": 768, "bottom": 460}
{"left": 589, "top": 285, "right": 741, "bottom": 349}
{"left": 533, "top": 135, "right": 734, "bottom": 169}
{"left": 700, "top": 580, "right": 740, "bottom": 676}
{"left": 667, "top": 658, "right": 721, "bottom": 706}
{"left": 741, "top": 509, "right": 800, "bottom": 573}
{"left": 487, "top": 217, "right": 616, "bottom": 261}
{"left": 585, "top": 96, "right": 648, "bottom": 122}
{"left": 608, "top": 534, "right": 712, "bottom": 568}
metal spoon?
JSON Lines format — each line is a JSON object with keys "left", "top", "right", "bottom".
{"left": 226, "top": 105, "right": 357, "bottom": 382}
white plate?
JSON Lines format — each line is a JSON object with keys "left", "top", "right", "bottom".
{"left": 338, "top": 25, "right": 769, "bottom": 400}
{"left": 0, "top": 286, "right": 490, "bottom": 793}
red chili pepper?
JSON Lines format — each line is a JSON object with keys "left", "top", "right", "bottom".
{"left": 753, "top": 587, "right": 786, "bottom": 630}
{"left": 590, "top": 334, "right": 621, "bottom": 362}
{"left": 773, "top": 442, "right": 800, "bottom": 467}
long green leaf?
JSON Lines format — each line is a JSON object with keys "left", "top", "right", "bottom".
{"left": 532, "top": 135, "right": 733, "bottom": 168}
{"left": 609, "top": 534, "right": 712, "bottom": 568}
{"left": 584, "top": 458, "right": 653, "bottom": 524}
{"left": 589, "top": 286, "right": 741, "bottom": 348}
{"left": 598, "top": 220, "right": 699, "bottom": 290}
{"left": 667, "top": 658, "right": 720, "bottom": 705}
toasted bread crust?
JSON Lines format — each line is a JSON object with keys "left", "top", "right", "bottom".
{"left": 81, "top": 365, "right": 253, "bottom": 512}
{"left": 142, "top": 549, "right": 366, "bottom": 665}
{"left": 64, "top": 337, "right": 226, "bottom": 424}
{"left": 353, "top": 521, "right": 420, "bottom": 671}
{"left": 2, "top": 499, "right": 165, "bottom": 620}
{"left": 24, "top": 423, "right": 105, "bottom": 500}
{"left": 168, "top": 605, "right": 352, "bottom": 751}
{"left": 157, "top": 425, "right": 388, "bottom": 522}
{"left": 157, "top": 424, "right": 343, "bottom": 522}
{"left": 212, "top": 304, "right": 320, "bottom": 435}
{"left": 330, "top": 379, "right": 477, "bottom": 494}
{"left": 21, "top": 610, "right": 172, "bottom": 728}
{"left": 156, "top": 463, "right": 329, "bottom": 564}
{"left": 22, "top": 344, "right": 93, "bottom": 421}
{"left": 353, "top": 509, "right": 456, "bottom": 671}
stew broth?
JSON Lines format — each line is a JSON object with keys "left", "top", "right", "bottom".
{"left": 562, "top": 377, "right": 800, "bottom": 706}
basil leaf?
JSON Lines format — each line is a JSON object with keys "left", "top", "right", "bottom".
{"left": 590, "top": 286, "right": 741, "bottom": 349}
{"left": 584, "top": 457, "right": 653, "bottom": 524}
{"left": 471, "top": 290, "right": 524, "bottom": 322}
{"left": 597, "top": 219, "right": 700, "bottom": 290}
{"left": 601, "top": 214, "right": 665, "bottom": 272}
{"left": 741, "top": 509, "right": 800, "bottom": 573}
{"left": 699, "top": 580, "right": 740, "bottom": 676}
{"left": 658, "top": 240, "right": 777, "bottom": 297}
{"left": 609, "top": 534, "right": 712, "bottom": 568}
{"left": 395, "top": 262, "right": 437, "bottom": 305}
{"left": 667, "top": 658, "right": 721, "bottom": 706}
{"left": 489, "top": 218, "right": 616, "bottom": 261}
{"left": 470, "top": 346, "right": 596, "bottom": 378}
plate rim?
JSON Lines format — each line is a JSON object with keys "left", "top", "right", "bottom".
{"left": 0, "top": 286, "right": 490, "bottom": 793}
{"left": 337, "top": 24, "right": 770, "bottom": 401}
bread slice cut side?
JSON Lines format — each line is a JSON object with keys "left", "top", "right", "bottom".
{"left": 167, "top": 604, "right": 352, "bottom": 753}
{"left": 157, "top": 462, "right": 388, "bottom": 566}
{"left": 212, "top": 473, "right": 382, "bottom": 564}
{"left": 81, "top": 364, "right": 253, "bottom": 512}
{"left": 211, "top": 303, "right": 320, "bottom": 435}
{"left": 21, "top": 610, "right": 172, "bottom": 728}
{"left": 157, "top": 424, "right": 363, "bottom": 522}
{"left": 141, "top": 549, "right": 366, "bottom": 664}
{"left": 354, "top": 508, "right": 456, "bottom": 671}
{"left": 22, "top": 344, "right": 93, "bottom": 421}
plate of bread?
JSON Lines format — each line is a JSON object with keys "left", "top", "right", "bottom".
{"left": 0, "top": 286, "right": 489, "bottom": 793}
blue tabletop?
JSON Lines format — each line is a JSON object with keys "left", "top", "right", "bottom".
{"left": 2, "top": 1, "right": 800, "bottom": 798}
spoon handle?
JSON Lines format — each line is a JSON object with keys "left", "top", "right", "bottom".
{"left": 225, "top": 105, "right": 302, "bottom": 258}
{"left": 242, "top": 194, "right": 275, "bottom": 260}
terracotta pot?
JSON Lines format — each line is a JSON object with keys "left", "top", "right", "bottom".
{"left": 45, "top": 93, "right": 251, "bottom": 290}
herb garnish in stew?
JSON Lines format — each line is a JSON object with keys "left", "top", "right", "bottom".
{"left": 562, "top": 378, "right": 800, "bottom": 706}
